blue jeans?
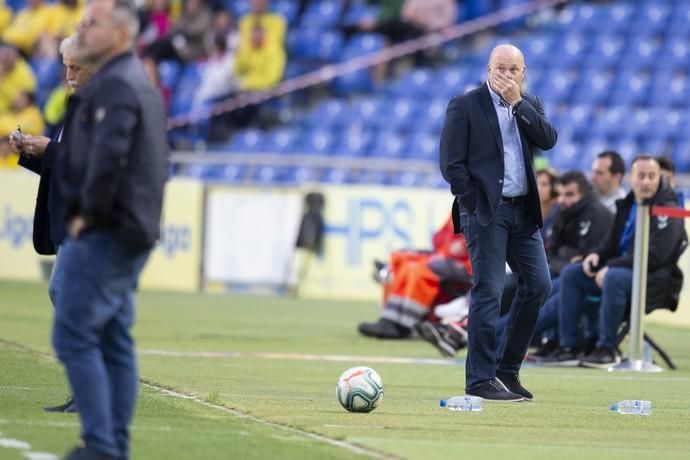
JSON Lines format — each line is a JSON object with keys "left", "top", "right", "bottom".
{"left": 52, "top": 231, "right": 150, "bottom": 459}
{"left": 559, "top": 263, "right": 632, "bottom": 351}
{"left": 48, "top": 245, "right": 65, "bottom": 308}
{"left": 461, "top": 203, "right": 551, "bottom": 390}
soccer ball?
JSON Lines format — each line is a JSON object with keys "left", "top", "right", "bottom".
{"left": 336, "top": 366, "right": 384, "bottom": 413}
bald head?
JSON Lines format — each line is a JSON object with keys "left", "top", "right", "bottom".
{"left": 487, "top": 43, "right": 526, "bottom": 92}
{"left": 488, "top": 44, "right": 524, "bottom": 66}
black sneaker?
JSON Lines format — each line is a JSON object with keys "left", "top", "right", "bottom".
{"left": 63, "top": 445, "right": 116, "bottom": 460}
{"left": 466, "top": 379, "right": 523, "bottom": 402}
{"left": 415, "top": 320, "right": 467, "bottom": 357}
{"left": 44, "top": 396, "right": 77, "bottom": 413}
{"left": 358, "top": 319, "right": 411, "bottom": 339}
{"left": 526, "top": 339, "right": 558, "bottom": 362}
{"left": 538, "top": 347, "right": 582, "bottom": 367}
{"left": 581, "top": 347, "right": 621, "bottom": 369}
{"left": 496, "top": 371, "right": 533, "bottom": 401}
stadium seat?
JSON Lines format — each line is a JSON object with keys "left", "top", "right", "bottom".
{"left": 408, "top": 133, "right": 439, "bottom": 161}
{"left": 301, "top": 129, "right": 338, "bottom": 155}
{"left": 158, "top": 60, "right": 182, "bottom": 90}
{"left": 386, "top": 68, "right": 434, "bottom": 100}
{"left": 332, "top": 33, "right": 385, "bottom": 95}
{"left": 342, "top": 1, "right": 380, "bottom": 26}
{"left": 337, "top": 129, "right": 373, "bottom": 157}
{"left": 370, "top": 131, "right": 407, "bottom": 158}
{"left": 300, "top": 0, "right": 341, "bottom": 29}
{"left": 321, "top": 167, "right": 354, "bottom": 184}
{"left": 285, "top": 166, "right": 320, "bottom": 184}
{"left": 222, "top": 128, "right": 266, "bottom": 153}
{"left": 273, "top": 0, "right": 299, "bottom": 26}
{"left": 263, "top": 127, "right": 302, "bottom": 153}
{"left": 303, "top": 98, "right": 349, "bottom": 130}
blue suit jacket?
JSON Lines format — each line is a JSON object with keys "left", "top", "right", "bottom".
{"left": 439, "top": 83, "right": 557, "bottom": 230}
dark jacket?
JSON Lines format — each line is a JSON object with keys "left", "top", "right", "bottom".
{"left": 17, "top": 138, "right": 66, "bottom": 255}
{"left": 439, "top": 83, "right": 557, "bottom": 230}
{"left": 548, "top": 194, "right": 613, "bottom": 276}
{"left": 57, "top": 51, "right": 169, "bottom": 249}
{"left": 596, "top": 178, "right": 687, "bottom": 312}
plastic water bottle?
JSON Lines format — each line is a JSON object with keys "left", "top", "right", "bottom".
{"left": 643, "top": 342, "right": 653, "bottom": 364}
{"left": 609, "top": 400, "right": 652, "bottom": 416}
{"left": 440, "top": 395, "right": 482, "bottom": 412}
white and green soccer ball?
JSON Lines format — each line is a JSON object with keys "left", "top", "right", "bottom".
{"left": 336, "top": 366, "right": 384, "bottom": 413}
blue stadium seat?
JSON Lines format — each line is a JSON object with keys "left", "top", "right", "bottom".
{"left": 416, "top": 98, "right": 448, "bottom": 135}
{"left": 623, "top": 35, "right": 662, "bottom": 70}
{"left": 263, "top": 127, "right": 302, "bottom": 153}
{"left": 300, "top": 0, "right": 342, "bottom": 29}
{"left": 288, "top": 29, "right": 343, "bottom": 62}
{"left": 630, "top": 2, "right": 672, "bottom": 34}
{"left": 671, "top": 141, "right": 690, "bottom": 172}
{"left": 573, "top": 68, "right": 614, "bottom": 106}
{"left": 357, "top": 169, "right": 390, "bottom": 185}
{"left": 387, "top": 68, "right": 434, "bottom": 99}
{"left": 556, "top": 33, "right": 590, "bottom": 67}
{"left": 347, "top": 97, "right": 384, "bottom": 129}
{"left": 433, "top": 68, "right": 471, "bottom": 99}
{"left": 301, "top": 129, "right": 338, "bottom": 155}
{"left": 253, "top": 165, "right": 290, "bottom": 184}
{"left": 587, "top": 34, "right": 625, "bottom": 68}
{"left": 649, "top": 74, "right": 689, "bottom": 108}
{"left": 223, "top": 128, "right": 266, "bottom": 152}
{"left": 609, "top": 71, "right": 651, "bottom": 106}
{"left": 337, "top": 129, "right": 372, "bottom": 157}
{"left": 273, "top": 0, "right": 299, "bottom": 26}
{"left": 333, "top": 33, "right": 385, "bottom": 95}
{"left": 370, "top": 131, "right": 407, "bottom": 158}
{"left": 303, "top": 98, "right": 349, "bottom": 130}
{"left": 390, "top": 171, "right": 425, "bottom": 187}
{"left": 408, "top": 133, "right": 439, "bottom": 161}
{"left": 386, "top": 98, "right": 417, "bottom": 132}
{"left": 342, "top": 1, "right": 380, "bottom": 26}
{"left": 285, "top": 166, "right": 320, "bottom": 184}
{"left": 321, "top": 167, "right": 354, "bottom": 184}
{"left": 540, "top": 69, "right": 577, "bottom": 105}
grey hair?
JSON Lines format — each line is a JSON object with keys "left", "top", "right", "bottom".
{"left": 59, "top": 35, "right": 78, "bottom": 56}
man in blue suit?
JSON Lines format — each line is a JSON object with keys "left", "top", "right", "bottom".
{"left": 440, "top": 44, "right": 557, "bottom": 401}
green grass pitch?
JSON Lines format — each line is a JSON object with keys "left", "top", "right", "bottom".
{"left": 1, "top": 280, "right": 690, "bottom": 459}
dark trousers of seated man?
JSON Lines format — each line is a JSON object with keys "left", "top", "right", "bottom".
{"left": 53, "top": 230, "right": 150, "bottom": 459}
{"left": 559, "top": 262, "right": 632, "bottom": 352}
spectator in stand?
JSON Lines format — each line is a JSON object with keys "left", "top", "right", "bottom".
{"left": 656, "top": 155, "right": 685, "bottom": 209}
{"left": 238, "top": 0, "right": 286, "bottom": 53}
{"left": 591, "top": 150, "right": 626, "bottom": 213}
{"left": 137, "top": 0, "right": 172, "bottom": 51}
{"left": 234, "top": 21, "right": 285, "bottom": 92}
{"left": 545, "top": 156, "right": 687, "bottom": 368}
{"left": 142, "top": 0, "right": 212, "bottom": 63}
{"left": 1, "top": 0, "right": 52, "bottom": 55}
{"left": 46, "top": 0, "right": 83, "bottom": 39}
{"left": 537, "top": 167, "right": 560, "bottom": 247}
{"left": 195, "top": 31, "right": 237, "bottom": 109}
{"left": 0, "top": 0, "right": 11, "bottom": 31}
{"left": 0, "top": 43, "right": 37, "bottom": 114}
{"left": 0, "top": 91, "right": 44, "bottom": 168}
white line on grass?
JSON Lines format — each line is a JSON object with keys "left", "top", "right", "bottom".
{"left": 139, "top": 349, "right": 690, "bottom": 382}
{"left": 141, "top": 349, "right": 463, "bottom": 366}
{"left": 141, "top": 382, "right": 396, "bottom": 459}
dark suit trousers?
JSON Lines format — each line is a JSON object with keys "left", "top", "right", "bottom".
{"left": 460, "top": 203, "right": 551, "bottom": 390}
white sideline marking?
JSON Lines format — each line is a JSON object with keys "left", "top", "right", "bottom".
{"left": 142, "top": 382, "right": 395, "bottom": 459}
{"left": 141, "top": 349, "right": 464, "bottom": 367}
{"left": 0, "top": 438, "right": 30, "bottom": 449}
{"left": 23, "top": 453, "right": 58, "bottom": 460}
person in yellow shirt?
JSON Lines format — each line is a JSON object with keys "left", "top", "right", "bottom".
{"left": 46, "top": 0, "right": 83, "bottom": 39}
{"left": 0, "top": 0, "right": 12, "bottom": 32}
{"left": 2, "top": 0, "right": 53, "bottom": 55}
{"left": 238, "top": 0, "right": 286, "bottom": 52}
{"left": 0, "top": 43, "right": 37, "bottom": 114}
{"left": 235, "top": 21, "right": 285, "bottom": 91}
{"left": 0, "top": 90, "right": 45, "bottom": 168}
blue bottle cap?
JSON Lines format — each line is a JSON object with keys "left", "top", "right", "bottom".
{"left": 439, "top": 400, "right": 447, "bottom": 407}
{"left": 609, "top": 404, "right": 617, "bottom": 411}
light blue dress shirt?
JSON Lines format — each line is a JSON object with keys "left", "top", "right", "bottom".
{"left": 487, "top": 82, "right": 527, "bottom": 197}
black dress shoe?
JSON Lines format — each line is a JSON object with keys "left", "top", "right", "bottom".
{"left": 466, "top": 379, "right": 523, "bottom": 402}
{"left": 63, "top": 445, "right": 116, "bottom": 460}
{"left": 45, "top": 396, "right": 78, "bottom": 413}
{"left": 358, "top": 319, "right": 411, "bottom": 339}
{"left": 496, "top": 371, "right": 533, "bottom": 401}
